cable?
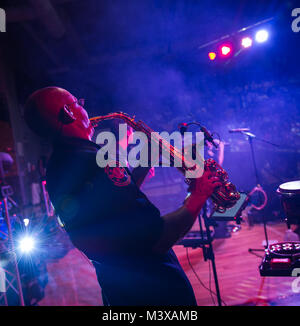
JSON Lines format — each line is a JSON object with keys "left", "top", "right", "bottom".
{"left": 248, "top": 185, "right": 268, "bottom": 211}
{"left": 211, "top": 132, "right": 221, "bottom": 147}
{"left": 186, "top": 247, "right": 228, "bottom": 306}
{"left": 186, "top": 247, "right": 217, "bottom": 305}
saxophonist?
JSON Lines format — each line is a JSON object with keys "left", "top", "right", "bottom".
{"left": 24, "top": 87, "right": 222, "bottom": 306}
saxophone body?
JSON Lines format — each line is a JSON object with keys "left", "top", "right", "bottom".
{"left": 90, "top": 112, "right": 240, "bottom": 213}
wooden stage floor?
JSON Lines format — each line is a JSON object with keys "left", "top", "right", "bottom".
{"left": 174, "top": 222, "right": 300, "bottom": 306}
{"left": 37, "top": 222, "right": 300, "bottom": 306}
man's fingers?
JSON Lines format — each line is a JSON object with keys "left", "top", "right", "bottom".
{"left": 209, "top": 176, "right": 221, "bottom": 183}
{"left": 212, "top": 182, "right": 222, "bottom": 188}
{"left": 202, "top": 170, "right": 213, "bottom": 180}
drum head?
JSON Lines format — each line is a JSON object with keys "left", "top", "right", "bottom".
{"left": 277, "top": 181, "right": 300, "bottom": 225}
{"left": 278, "top": 181, "right": 300, "bottom": 194}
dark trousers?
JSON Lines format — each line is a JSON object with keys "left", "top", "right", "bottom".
{"left": 92, "top": 260, "right": 197, "bottom": 306}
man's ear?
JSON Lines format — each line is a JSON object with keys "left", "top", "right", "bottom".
{"left": 59, "top": 105, "right": 76, "bottom": 124}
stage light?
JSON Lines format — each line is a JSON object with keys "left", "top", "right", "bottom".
{"left": 208, "top": 52, "right": 216, "bottom": 61}
{"left": 23, "top": 218, "right": 29, "bottom": 227}
{"left": 220, "top": 45, "right": 232, "bottom": 56}
{"left": 255, "top": 30, "right": 269, "bottom": 43}
{"left": 18, "top": 236, "right": 35, "bottom": 254}
{"left": 241, "top": 37, "right": 253, "bottom": 48}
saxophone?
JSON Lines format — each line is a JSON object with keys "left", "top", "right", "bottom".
{"left": 90, "top": 112, "right": 240, "bottom": 212}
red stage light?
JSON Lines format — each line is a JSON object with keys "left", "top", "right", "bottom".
{"left": 208, "top": 52, "right": 216, "bottom": 61}
{"left": 220, "top": 45, "right": 232, "bottom": 56}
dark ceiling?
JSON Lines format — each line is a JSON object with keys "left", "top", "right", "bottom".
{"left": 1, "top": 0, "right": 299, "bottom": 119}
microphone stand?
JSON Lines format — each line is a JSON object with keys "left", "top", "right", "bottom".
{"left": 199, "top": 203, "right": 222, "bottom": 306}
{"left": 237, "top": 131, "right": 270, "bottom": 253}
{"left": 202, "top": 130, "right": 222, "bottom": 306}
{"left": 179, "top": 123, "right": 223, "bottom": 306}
{"left": 199, "top": 129, "right": 223, "bottom": 306}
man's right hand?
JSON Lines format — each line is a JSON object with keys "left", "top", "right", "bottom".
{"left": 184, "top": 170, "right": 222, "bottom": 218}
{"left": 187, "top": 169, "right": 222, "bottom": 198}
{"left": 153, "top": 170, "right": 223, "bottom": 254}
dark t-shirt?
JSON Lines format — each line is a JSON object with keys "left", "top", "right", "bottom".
{"left": 46, "top": 137, "right": 196, "bottom": 306}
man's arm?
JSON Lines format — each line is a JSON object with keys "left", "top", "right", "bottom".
{"left": 130, "top": 141, "right": 155, "bottom": 187}
{"left": 152, "top": 170, "right": 222, "bottom": 254}
{"left": 131, "top": 167, "right": 154, "bottom": 188}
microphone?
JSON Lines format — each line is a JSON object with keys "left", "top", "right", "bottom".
{"left": 228, "top": 128, "right": 250, "bottom": 133}
{"left": 178, "top": 122, "right": 218, "bottom": 148}
{"left": 200, "top": 126, "right": 218, "bottom": 149}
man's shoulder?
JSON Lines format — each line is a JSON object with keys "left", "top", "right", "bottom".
{"left": 46, "top": 139, "right": 100, "bottom": 183}
{"left": 53, "top": 137, "right": 99, "bottom": 153}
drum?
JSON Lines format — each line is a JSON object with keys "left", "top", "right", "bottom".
{"left": 277, "top": 181, "right": 300, "bottom": 225}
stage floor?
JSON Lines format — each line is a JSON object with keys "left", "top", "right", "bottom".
{"left": 37, "top": 222, "right": 300, "bottom": 306}
{"left": 174, "top": 222, "right": 300, "bottom": 306}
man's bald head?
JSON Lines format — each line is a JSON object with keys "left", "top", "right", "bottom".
{"left": 24, "top": 87, "right": 94, "bottom": 140}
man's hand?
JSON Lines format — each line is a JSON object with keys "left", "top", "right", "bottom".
{"left": 187, "top": 169, "right": 222, "bottom": 198}
{"left": 185, "top": 170, "right": 222, "bottom": 218}
{"left": 153, "top": 169, "right": 223, "bottom": 254}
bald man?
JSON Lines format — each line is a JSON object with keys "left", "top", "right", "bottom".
{"left": 24, "top": 87, "right": 221, "bottom": 306}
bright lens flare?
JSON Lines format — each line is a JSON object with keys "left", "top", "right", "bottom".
{"left": 220, "top": 45, "right": 232, "bottom": 56}
{"left": 23, "top": 218, "right": 30, "bottom": 227}
{"left": 208, "top": 52, "right": 216, "bottom": 60}
{"left": 19, "top": 236, "right": 35, "bottom": 253}
{"left": 241, "top": 37, "right": 253, "bottom": 48}
{"left": 255, "top": 30, "right": 269, "bottom": 43}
